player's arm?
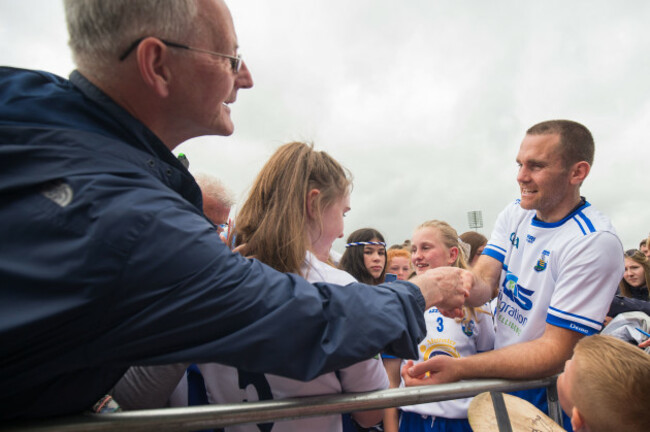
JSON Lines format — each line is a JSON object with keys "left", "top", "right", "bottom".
{"left": 403, "top": 323, "right": 582, "bottom": 385}
{"left": 465, "top": 254, "right": 502, "bottom": 307}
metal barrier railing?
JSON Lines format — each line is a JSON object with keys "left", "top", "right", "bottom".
{"left": 2, "top": 376, "right": 560, "bottom": 432}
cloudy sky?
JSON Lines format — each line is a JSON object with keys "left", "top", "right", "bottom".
{"left": 2, "top": 0, "right": 649, "bottom": 253}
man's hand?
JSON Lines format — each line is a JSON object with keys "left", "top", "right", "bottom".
{"left": 400, "top": 357, "right": 461, "bottom": 387}
{"left": 409, "top": 267, "right": 471, "bottom": 314}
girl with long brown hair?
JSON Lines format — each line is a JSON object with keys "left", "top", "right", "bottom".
{"left": 196, "top": 142, "right": 387, "bottom": 431}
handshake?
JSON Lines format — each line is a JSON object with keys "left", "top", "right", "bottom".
{"left": 409, "top": 266, "right": 484, "bottom": 318}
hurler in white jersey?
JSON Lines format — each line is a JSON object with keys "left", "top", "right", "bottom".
{"left": 402, "top": 120, "right": 624, "bottom": 428}
{"left": 484, "top": 198, "right": 623, "bottom": 349}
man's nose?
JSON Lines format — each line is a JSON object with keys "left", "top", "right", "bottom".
{"left": 516, "top": 166, "right": 530, "bottom": 184}
{"left": 235, "top": 61, "right": 254, "bottom": 89}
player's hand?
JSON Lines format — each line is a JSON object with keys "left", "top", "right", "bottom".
{"left": 401, "top": 356, "right": 460, "bottom": 387}
{"left": 640, "top": 339, "right": 650, "bottom": 349}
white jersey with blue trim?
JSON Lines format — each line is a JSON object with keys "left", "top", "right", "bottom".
{"left": 400, "top": 305, "right": 494, "bottom": 418}
{"left": 482, "top": 199, "right": 623, "bottom": 349}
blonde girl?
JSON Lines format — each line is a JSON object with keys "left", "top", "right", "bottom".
{"left": 398, "top": 220, "right": 494, "bottom": 432}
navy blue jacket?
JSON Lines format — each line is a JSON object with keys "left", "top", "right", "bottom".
{"left": 0, "top": 67, "right": 426, "bottom": 419}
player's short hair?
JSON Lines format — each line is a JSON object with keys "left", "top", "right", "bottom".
{"left": 527, "top": 120, "right": 594, "bottom": 168}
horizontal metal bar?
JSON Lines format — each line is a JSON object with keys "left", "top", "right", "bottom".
{"left": 2, "top": 377, "right": 557, "bottom": 432}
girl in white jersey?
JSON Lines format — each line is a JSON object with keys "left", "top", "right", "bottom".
{"left": 399, "top": 220, "right": 494, "bottom": 432}
{"left": 174, "top": 142, "right": 388, "bottom": 432}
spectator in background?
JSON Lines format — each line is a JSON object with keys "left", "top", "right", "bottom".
{"left": 620, "top": 249, "right": 650, "bottom": 301}
{"left": 640, "top": 237, "right": 650, "bottom": 259}
{"left": 382, "top": 246, "right": 413, "bottom": 431}
{"left": 459, "top": 231, "right": 488, "bottom": 267}
{"left": 339, "top": 228, "right": 387, "bottom": 285}
{"left": 382, "top": 247, "right": 413, "bottom": 431}
{"left": 387, "top": 249, "right": 413, "bottom": 281}
{"left": 398, "top": 220, "right": 494, "bottom": 432}
{"left": 604, "top": 248, "right": 650, "bottom": 326}
{"left": 194, "top": 172, "right": 235, "bottom": 234}
{"left": 556, "top": 334, "right": 650, "bottom": 432}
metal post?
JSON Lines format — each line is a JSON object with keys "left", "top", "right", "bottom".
{"left": 545, "top": 376, "right": 564, "bottom": 427}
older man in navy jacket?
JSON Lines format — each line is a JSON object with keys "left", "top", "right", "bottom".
{"left": 0, "top": 0, "right": 471, "bottom": 419}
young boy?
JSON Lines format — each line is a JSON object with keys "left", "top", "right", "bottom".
{"left": 557, "top": 334, "right": 650, "bottom": 432}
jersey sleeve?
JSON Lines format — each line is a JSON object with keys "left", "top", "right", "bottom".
{"left": 546, "top": 231, "right": 624, "bottom": 335}
{"left": 482, "top": 201, "right": 518, "bottom": 265}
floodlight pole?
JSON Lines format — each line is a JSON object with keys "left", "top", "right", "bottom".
{"left": 467, "top": 210, "right": 483, "bottom": 232}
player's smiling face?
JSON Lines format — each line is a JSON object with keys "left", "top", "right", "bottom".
{"left": 515, "top": 133, "right": 574, "bottom": 222}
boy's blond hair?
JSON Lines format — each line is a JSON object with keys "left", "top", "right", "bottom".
{"left": 571, "top": 335, "right": 650, "bottom": 432}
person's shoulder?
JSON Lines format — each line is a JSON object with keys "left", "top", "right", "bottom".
{"left": 303, "top": 252, "right": 357, "bottom": 285}
{"left": 0, "top": 66, "right": 67, "bottom": 84}
{"left": 574, "top": 202, "right": 618, "bottom": 235}
{"left": 553, "top": 204, "right": 624, "bottom": 266}
{"left": 550, "top": 202, "right": 621, "bottom": 251}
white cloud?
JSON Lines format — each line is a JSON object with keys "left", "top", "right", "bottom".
{"left": 3, "top": 0, "right": 649, "bottom": 251}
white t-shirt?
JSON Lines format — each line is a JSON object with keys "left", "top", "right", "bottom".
{"left": 171, "top": 251, "right": 388, "bottom": 432}
{"left": 400, "top": 305, "right": 495, "bottom": 418}
{"left": 482, "top": 199, "right": 623, "bottom": 349}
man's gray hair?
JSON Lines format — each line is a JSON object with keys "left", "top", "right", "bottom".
{"left": 194, "top": 172, "right": 236, "bottom": 208}
{"left": 64, "top": 0, "right": 199, "bottom": 76}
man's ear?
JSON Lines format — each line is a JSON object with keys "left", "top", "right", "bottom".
{"left": 570, "top": 161, "right": 591, "bottom": 186}
{"left": 571, "top": 406, "right": 586, "bottom": 431}
{"left": 136, "top": 37, "right": 172, "bottom": 97}
{"left": 306, "top": 189, "right": 320, "bottom": 219}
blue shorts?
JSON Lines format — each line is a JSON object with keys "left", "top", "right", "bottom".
{"left": 399, "top": 411, "right": 472, "bottom": 432}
